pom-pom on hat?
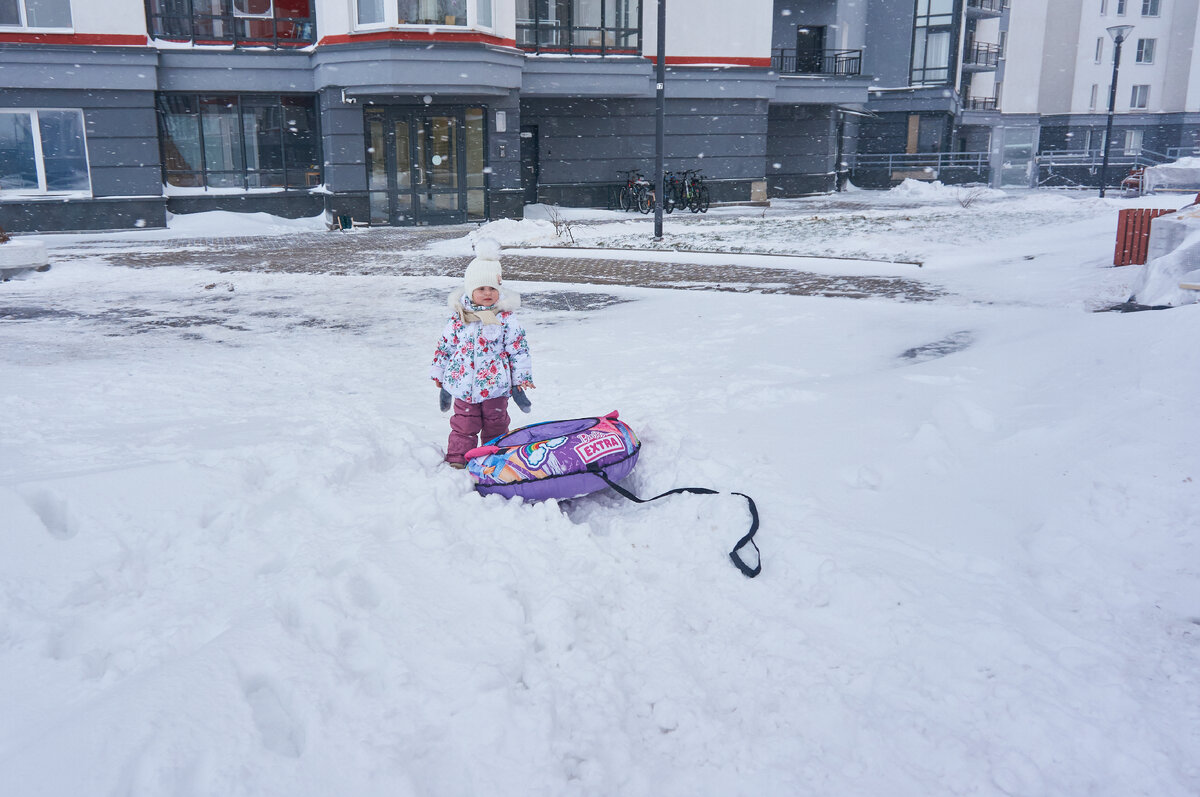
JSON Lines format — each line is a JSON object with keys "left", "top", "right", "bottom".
{"left": 464, "top": 237, "right": 503, "bottom": 296}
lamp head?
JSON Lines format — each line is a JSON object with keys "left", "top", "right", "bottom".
{"left": 1106, "top": 24, "right": 1134, "bottom": 43}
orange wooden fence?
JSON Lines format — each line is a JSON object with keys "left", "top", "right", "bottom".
{"left": 1114, "top": 208, "right": 1175, "bottom": 266}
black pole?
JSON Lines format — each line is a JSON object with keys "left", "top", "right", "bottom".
{"left": 653, "top": 0, "right": 666, "bottom": 240}
{"left": 1098, "top": 34, "right": 1125, "bottom": 198}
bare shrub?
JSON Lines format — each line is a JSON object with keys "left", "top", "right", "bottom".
{"left": 956, "top": 187, "right": 990, "bottom": 209}
{"left": 545, "top": 205, "right": 576, "bottom": 245}
{"left": 0, "top": 225, "right": 9, "bottom": 244}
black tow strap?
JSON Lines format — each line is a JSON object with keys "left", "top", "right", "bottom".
{"left": 589, "top": 466, "right": 762, "bottom": 578}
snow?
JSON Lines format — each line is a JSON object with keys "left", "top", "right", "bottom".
{"left": 1143, "top": 158, "right": 1200, "bottom": 194}
{"left": 1135, "top": 204, "right": 1200, "bottom": 306}
{"left": 2, "top": 190, "right": 1198, "bottom": 796}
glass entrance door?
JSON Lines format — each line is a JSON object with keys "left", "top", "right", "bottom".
{"left": 365, "top": 106, "right": 487, "bottom": 226}
{"left": 414, "top": 114, "right": 462, "bottom": 224}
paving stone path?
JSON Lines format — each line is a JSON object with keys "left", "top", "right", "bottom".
{"left": 51, "top": 225, "right": 941, "bottom": 302}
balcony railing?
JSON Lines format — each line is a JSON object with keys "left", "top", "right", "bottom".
{"left": 771, "top": 49, "right": 863, "bottom": 77}
{"left": 147, "top": 10, "right": 315, "bottom": 47}
{"left": 965, "top": 0, "right": 1008, "bottom": 16}
{"left": 964, "top": 96, "right": 998, "bottom": 110}
{"left": 516, "top": 21, "right": 640, "bottom": 54}
{"left": 963, "top": 41, "right": 1002, "bottom": 69}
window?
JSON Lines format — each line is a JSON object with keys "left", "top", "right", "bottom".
{"left": 516, "top": 0, "right": 640, "bottom": 53}
{"left": 1130, "top": 84, "right": 1150, "bottom": 108}
{"left": 0, "top": 0, "right": 71, "bottom": 28}
{"left": 910, "top": 0, "right": 955, "bottom": 84}
{"left": 1135, "top": 38, "right": 1155, "bottom": 62}
{"left": 356, "top": 0, "right": 494, "bottom": 28}
{"left": 0, "top": 109, "right": 90, "bottom": 195}
{"left": 1142, "top": 0, "right": 1160, "bottom": 15}
{"left": 157, "top": 94, "right": 320, "bottom": 189}
{"left": 232, "top": 0, "right": 272, "bottom": 17}
{"left": 1116, "top": 0, "right": 1126, "bottom": 14}
{"left": 145, "top": 0, "right": 314, "bottom": 46}
{"left": 1090, "top": 83, "right": 1098, "bottom": 109}
{"left": 1095, "top": 37, "right": 1104, "bottom": 63}
{"left": 1124, "top": 129, "right": 1144, "bottom": 155}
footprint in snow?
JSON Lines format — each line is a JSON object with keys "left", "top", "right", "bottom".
{"left": 243, "top": 677, "right": 305, "bottom": 758}
{"left": 21, "top": 488, "right": 77, "bottom": 540}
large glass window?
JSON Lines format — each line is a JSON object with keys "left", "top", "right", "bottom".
{"left": 0, "top": 109, "right": 90, "bottom": 195}
{"left": 516, "top": 0, "right": 640, "bottom": 53}
{"left": 157, "top": 94, "right": 321, "bottom": 189}
{"left": 145, "top": 0, "right": 315, "bottom": 46}
{"left": 355, "top": 0, "right": 493, "bottom": 28}
{"left": 910, "top": 0, "right": 955, "bottom": 85}
{"left": 0, "top": 0, "right": 72, "bottom": 28}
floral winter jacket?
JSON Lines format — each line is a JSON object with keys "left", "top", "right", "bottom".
{"left": 430, "top": 290, "right": 534, "bottom": 404}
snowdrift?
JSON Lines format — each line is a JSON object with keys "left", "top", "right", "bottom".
{"left": 1134, "top": 202, "right": 1200, "bottom": 306}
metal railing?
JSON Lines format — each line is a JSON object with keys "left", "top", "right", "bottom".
{"left": 844, "top": 146, "right": 1193, "bottom": 187}
{"left": 965, "top": 0, "right": 1008, "bottom": 14}
{"left": 771, "top": 49, "right": 863, "bottom": 76}
{"left": 963, "top": 41, "right": 1002, "bottom": 68}
{"left": 963, "top": 96, "right": 998, "bottom": 110}
{"left": 1035, "top": 148, "right": 1173, "bottom": 168}
{"left": 843, "top": 152, "right": 991, "bottom": 171}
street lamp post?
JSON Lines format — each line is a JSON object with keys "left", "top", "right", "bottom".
{"left": 653, "top": 0, "right": 666, "bottom": 240}
{"left": 1098, "top": 24, "right": 1134, "bottom": 198}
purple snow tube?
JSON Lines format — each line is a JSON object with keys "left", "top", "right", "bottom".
{"left": 465, "top": 411, "right": 641, "bottom": 501}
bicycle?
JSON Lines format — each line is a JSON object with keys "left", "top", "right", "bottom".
{"left": 684, "top": 169, "right": 710, "bottom": 213}
{"left": 661, "top": 171, "right": 682, "bottom": 214}
{"left": 634, "top": 172, "right": 654, "bottom": 214}
{"left": 616, "top": 169, "right": 643, "bottom": 212}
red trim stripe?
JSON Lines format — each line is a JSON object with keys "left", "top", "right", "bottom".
{"left": 651, "top": 55, "right": 773, "bottom": 67}
{"left": 0, "top": 32, "right": 147, "bottom": 45}
{"left": 318, "top": 31, "right": 516, "bottom": 47}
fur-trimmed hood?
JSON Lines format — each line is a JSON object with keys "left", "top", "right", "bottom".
{"left": 447, "top": 289, "right": 522, "bottom": 314}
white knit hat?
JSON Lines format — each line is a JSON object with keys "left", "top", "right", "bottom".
{"left": 463, "top": 237, "right": 503, "bottom": 296}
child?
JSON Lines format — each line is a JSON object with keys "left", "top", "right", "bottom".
{"left": 430, "top": 238, "right": 534, "bottom": 468}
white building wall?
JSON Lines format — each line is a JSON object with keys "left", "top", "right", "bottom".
{"left": 1074, "top": 1, "right": 1174, "bottom": 114}
{"left": 645, "top": 0, "right": 772, "bottom": 60}
{"left": 71, "top": 0, "right": 147, "bottom": 35}
{"left": 999, "top": 0, "right": 1058, "bottom": 114}
{"left": 1189, "top": 13, "right": 1200, "bottom": 110}
{"left": 1161, "top": 0, "right": 1200, "bottom": 111}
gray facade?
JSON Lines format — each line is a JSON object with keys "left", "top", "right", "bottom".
{"left": 0, "top": 45, "right": 166, "bottom": 232}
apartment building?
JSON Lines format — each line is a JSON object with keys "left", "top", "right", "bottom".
{"left": 836, "top": 0, "right": 1198, "bottom": 191}
{"left": 1, "top": 0, "right": 888, "bottom": 232}
{"left": 1004, "top": 0, "right": 1200, "bottom": 187}
{"left": 13, "top": 1, "right": 1187, "bottom": 233}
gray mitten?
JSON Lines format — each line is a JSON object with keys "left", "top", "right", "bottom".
{"left": 439, "top": 388, "right": 452, "bottom": 412}
{"left": 511, "top": 388, "right": 532, "bottom": 413}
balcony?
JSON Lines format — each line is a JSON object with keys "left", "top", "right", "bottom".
{"left": 962, "top": 41, "right": 1001, "bottom": 71}
{"left": 964, "top": 96, "right": 998, "bottom": 111}
{"left": 147, "top": 8, "right": 315, "bottom": 47}
{"left": 965, "top": 0, "right": 1006, "bottom": 18}
{"left": 771, "top": 49, "right": 863, "bottom": 77}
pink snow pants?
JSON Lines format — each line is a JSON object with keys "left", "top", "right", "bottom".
{"left": 446, "top": 396, "right": 510, "bottom": 465}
